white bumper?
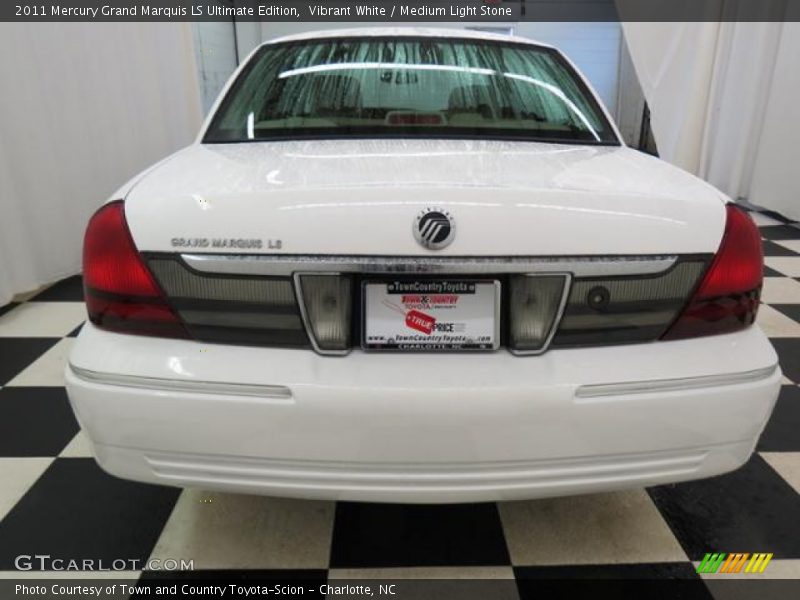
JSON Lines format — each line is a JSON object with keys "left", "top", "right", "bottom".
{"left": 66, "top": 324, "right": 781, "bottom": 503}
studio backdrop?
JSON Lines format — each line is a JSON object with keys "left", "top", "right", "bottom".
{"left": 621, "top": 18, "right": 800, "bottom": 220}
{"left": 0, "top": 22, "right": 202, "bottom": 306}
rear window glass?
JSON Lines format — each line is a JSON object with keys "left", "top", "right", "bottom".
{"left": 204, "top": 37, "right": 619, "bottom": 145}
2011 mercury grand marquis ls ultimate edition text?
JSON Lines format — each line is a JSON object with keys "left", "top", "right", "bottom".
{"left": 65, "top": 29, "right": 781, "bottom": 503}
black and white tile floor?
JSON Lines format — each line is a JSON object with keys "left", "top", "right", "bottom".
{"left": 0, "top": 210, "right": 799, "bottom": 595}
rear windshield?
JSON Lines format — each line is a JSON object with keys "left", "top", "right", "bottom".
{"left": 204, "top": 37, "right": 619, "bottom": 145}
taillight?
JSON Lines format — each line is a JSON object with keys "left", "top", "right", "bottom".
{"left": 295, "top": 274, "right": 353, "bottom": 353}
{"left": 83, "top": 201, "right": 188, "bottom": 338}
{"left": 662, "top": 204, "right": 763, "bottom": 340}
{"left": 509, "top": 274, "right": 569, "bottom": 353}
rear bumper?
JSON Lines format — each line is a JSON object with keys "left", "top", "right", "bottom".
{"left": 66, "top": 324, "right": 781, "bottom": 503}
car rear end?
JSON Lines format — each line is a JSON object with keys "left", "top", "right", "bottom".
{"left": 65, "top": 30, "right": 780, "bottom": 503}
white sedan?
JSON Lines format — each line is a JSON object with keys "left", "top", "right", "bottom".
{"left": 66, "top": 28, "right": 780, "bottom": 503}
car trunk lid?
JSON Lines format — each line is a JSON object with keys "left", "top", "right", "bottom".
{"left": 123, "top": 139, "right": 726, "bottom": 257}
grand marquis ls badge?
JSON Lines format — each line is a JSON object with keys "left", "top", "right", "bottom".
{"left": 414, "top": 208, "right": 455, "bottom": 250}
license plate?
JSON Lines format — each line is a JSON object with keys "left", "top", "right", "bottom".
{"left": 362, "top": 280, "right": 500, "bottom": 351}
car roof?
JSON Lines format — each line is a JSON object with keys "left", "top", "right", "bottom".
{"left": 264, "top": 27, "right": 553, "bottom": 49}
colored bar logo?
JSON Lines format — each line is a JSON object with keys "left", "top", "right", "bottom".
{"left": 697, "top": 553, "right": 773, "bottom": 574}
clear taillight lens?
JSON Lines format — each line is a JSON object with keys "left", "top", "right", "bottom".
{"left": 296, "top": 274, "right": 352, "bottom": 353}
{"left": 662, "top": 204, "right": 763, "bottom": 340}
{"left": 509, "top": 275, "right": 569, "bottom": 353}
{"left": 83, "top": 201, "right": 187, "bottom": 338}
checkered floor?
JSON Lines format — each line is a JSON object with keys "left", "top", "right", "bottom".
{"left": 1, "top": 209, "right": 799, "bottom": 593}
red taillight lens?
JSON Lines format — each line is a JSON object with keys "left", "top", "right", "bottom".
{"left": 662, "top": 204, "right": 763, "bottom": 340}
{"left": 83, "top": 201, "right": 188, "bottom": 338}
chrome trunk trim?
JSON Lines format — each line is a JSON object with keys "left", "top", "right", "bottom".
{"left": 181, "top": 254, "right": 678, "bottom": 278}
